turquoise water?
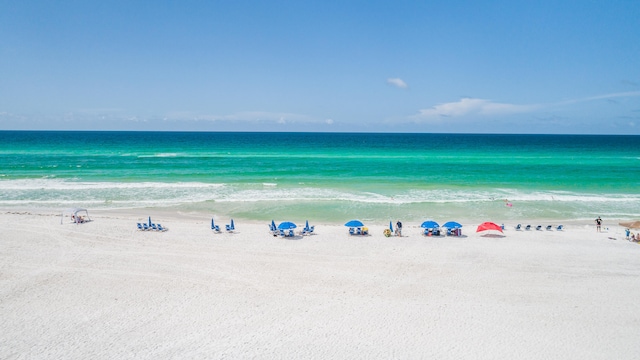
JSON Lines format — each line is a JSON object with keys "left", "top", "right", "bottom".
{"left": 1, "top": 131, "right": 639, "bottom": 222}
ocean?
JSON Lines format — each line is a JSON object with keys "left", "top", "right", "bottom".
{"left": 1, "top": 131, "right": 639, "bottom": 223}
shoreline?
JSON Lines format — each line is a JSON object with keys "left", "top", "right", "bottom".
{"left": 5, "top": 207, "right": 629, "bottom": 234}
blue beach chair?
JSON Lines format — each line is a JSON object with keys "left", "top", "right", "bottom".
{"left": 226, "top": 219, "right": 235, "bottom": 232}
{"left": 211, "top": 219, "right": 221, "bottom": 232}
{"left": 515, "top": 224, "right": 522, "bottom": 231}
{"left": 525, "top": 225, "right": 531, "bottom": 231}
{"left": 546, "top": 225, "right": 553, "bottom": 231}
{"left": 557, "top": 225, "right": 564, "bottom": 231}
{"left": 157, "top": 223, "right": 167, "bottom": 232}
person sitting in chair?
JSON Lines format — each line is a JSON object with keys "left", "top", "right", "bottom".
{"left": 395, "top": 220, "right": 402, "bottom": 237}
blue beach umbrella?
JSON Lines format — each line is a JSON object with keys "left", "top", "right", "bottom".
{"left": 389, "top": 221, "right": 393, "bottom": 231}
{"left": 278, "top": 221, "right": 297, "bottom": 230}
{"left": 420, "top": 220, "right": 439, "bottom": 229}
{"left": 148, "top": 216, "right": 152, "bottom": 226}
{"left": 305, "top": 220, "right": 309, "bottom": 229}
{"left": 211, "top": 218, "right": 215, "bottom": 228}
{"left": 345, "top": 219, "right": 364, "bottom": 227}
{"left": 443, "top": 221, "right": 462, "bottom": 229}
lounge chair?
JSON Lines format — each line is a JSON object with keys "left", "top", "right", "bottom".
{"left": 279, "top": 229, "right": 286, "bottom": 237}
{"left": 536, "top": 225, "right": 542, "bottom": 231}
{"left": 211, "top": 219, "right": 221, "bottom": 232}
{"left": 226, "top": 219, "right": 235, "bottom": 232}
{"left": 137, "top": 223, "right": 144, "bottom": 231}
{"left": 349, "top": 227, "right": 355, "bottom": 235}
{"left": 557, "top": 225, "right": 564, "bottom": 231}
{"left": 546, "top": 225, "right": 552, "bottom": 231}
{"left": 515, "top": 224, "right": 522, "bottom": 230}
{"left": 288, "top": 229, "right": 294, "bottom": 237}
{"left": 525, "top": 225, "right": 531, "bottom": 230}
{"left": 143, "top": 223, "right": 150, "bottom": 231}
{"left": 151, "top": 223, "right": 158, "bottom": 231}
{"left": 157, "top": 224, "right": 167, "bottom": 232}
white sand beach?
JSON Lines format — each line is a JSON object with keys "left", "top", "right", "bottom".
{"left": 1, "top": 210, "right": 639, "bottom": 359}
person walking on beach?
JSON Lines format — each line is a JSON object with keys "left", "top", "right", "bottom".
{"left": 395, "top": 220, "right": 402, "bottom": 237}
{"left": 595, "top": 217, "right": 602, "bottom": 232}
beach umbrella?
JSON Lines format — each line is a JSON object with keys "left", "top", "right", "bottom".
{"left": 443, "top": 221, "right": 462, "bottom": 229}
{"left": 278, "top": 221, "right": 297, "bottom": 230}
{"left": 389, "top": 221, "right": 393, "bottom": 231}
{"left": 345, "top": 219, "right": 364, "bottom": 227}
{"left": 420, "top": 220, "right": 440, "bottom": 229}
{"left": 476, "top": 222, "right": 503, "bottom": 233}
{"left": 271, "top": 219, "right": 276, "bottom": 229}
{"left": 211, "top": 218, "right": 215, "bottom": 228}
{"left": 619, "top": 221, "right": 640, "bottom": 229}
{"left": 306, "top": 220, "right": 309, "bottom": 229}
{"left": 148, "top": 216, "right": 152, "bottom": 226}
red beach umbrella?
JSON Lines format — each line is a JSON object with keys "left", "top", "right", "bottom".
{"left": 476, "top": 221, "right": 503, "bottom": 233}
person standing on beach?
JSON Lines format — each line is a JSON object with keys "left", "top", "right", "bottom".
{"left": 595, "top": 217, "right": 602, "bottom": 232}
{"left": 395, "top": 220, "right": 402, "bottom": 237}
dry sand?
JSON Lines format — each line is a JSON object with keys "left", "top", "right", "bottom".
{"left": 1, "top": 211, "right": 639, "bottom": 359}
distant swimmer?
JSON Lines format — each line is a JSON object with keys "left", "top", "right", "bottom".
{"left": 505, "top": 199, "right": 513, "bottom": 207}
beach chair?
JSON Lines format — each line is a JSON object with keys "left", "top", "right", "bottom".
{"left": 157, "top": 224, "right": 167, "bottom": 232}
{"left": 151, "top": 223, "right": 158, "bottom": 231}
{"left": 288, "top": 229, "right": 294, "bottom": 237}
{"left": 546, "top": 225, "right": 552, "bottom": 231}
{"left": 349, "top": 227, "right": 355, "bottom": 235}
{"left": 535, "top": 225, "right": 542, "bottom": 231}
{"left": 515, "top": 224, "right": 521, "bottom": 231}
{"left": 279, "top": 229, "right": 286, "bottom": 237}
{"left": 525, "top": 225, "right": 531, "bottom": 231}
{"left": 211, "top": 219, "right": 221, "bottom": 232}
{"left": 226, "top": 219, "right": 235, "bottom": 232}
{"left": 142, "top": 223, "right": 150, "bottom": 231}
{"left": 137, "top": 223, "right": 144, "bottom": 231}
{"left": 557, "top": 225, "right": 564, "bottom": 231}
{"left": 501, "top": 224, "right": 505, "bottom": 230}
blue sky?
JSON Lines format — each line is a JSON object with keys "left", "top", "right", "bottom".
{"left": 1, "top": 0, "right": 639, "bottom": 134}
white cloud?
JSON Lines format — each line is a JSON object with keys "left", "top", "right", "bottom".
{"left": 557, "top": 91, "right": 640, "bottom": 105}
{"left": 160, "top": 111, "right": 342, "bottom": 127}
{"left": 387, "top": 78, "right": 408, "bottom": 89}
{"left": 413, "top": 98, "right": 536, "bottom": 121}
